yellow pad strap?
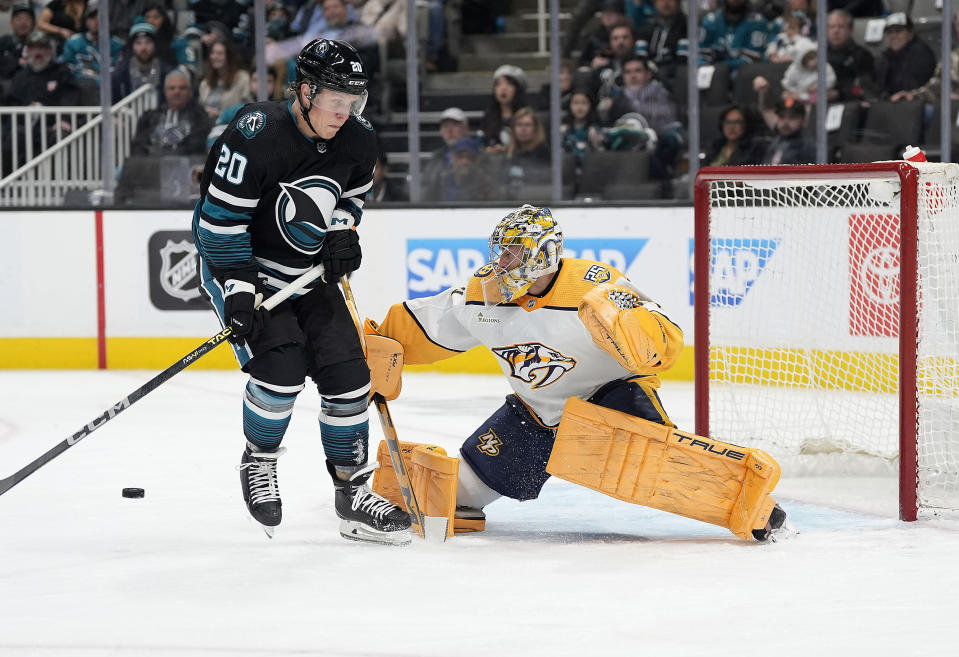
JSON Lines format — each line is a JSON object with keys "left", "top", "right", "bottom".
{"left": 371, "top": 440, "right": 458, "bottom": 537}
{"left": 546, "top": 397, "right": 781, "bottom": 540}
{"left": 364, "top": 318, "right": 403, "bottom": 401}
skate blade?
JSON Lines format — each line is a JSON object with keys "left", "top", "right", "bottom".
{"left": 261, "top": 524, "right": 275, "bottom": 539}
{"left": 339, "top": 519, "right": 412, "bottom": 546}
{"left": 768, "top": 517, "right": 799, "bottom": 543}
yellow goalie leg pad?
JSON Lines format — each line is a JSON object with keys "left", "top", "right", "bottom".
{"left": 546, "top": 398, "right": 781, "bottom": 541}
{"left": 371, "top": 440, "right": 459, "bottom": 538}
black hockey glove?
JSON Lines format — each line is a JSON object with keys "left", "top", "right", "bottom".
{"left": 319, "top": 229, "right": 362, "bottom": 282}
{"left": 222, "top": 271, "right": 268, "bottom": 345}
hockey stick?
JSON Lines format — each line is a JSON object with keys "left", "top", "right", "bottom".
{"left": 0, "top": 264, "right": 326, "bottom": 498}
{"left": 338, "top": 276, "right": 434, "bottom": 540}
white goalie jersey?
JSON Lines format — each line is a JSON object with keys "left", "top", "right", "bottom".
{"left": 376, "top": 258, "right": 683, "bottom": 426}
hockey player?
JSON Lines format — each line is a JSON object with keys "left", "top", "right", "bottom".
{"left": 192, "top": 38, "right": 411, "bottom": 545}
{"left": 366, "top": 205, "right": 792, "bottom": 542}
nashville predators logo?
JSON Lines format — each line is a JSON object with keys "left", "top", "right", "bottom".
{"left": 476, "top": 429, "right": 503, "bottom": 456}
{"left": 492, "top": 342, "right": 577, "bottom": 389}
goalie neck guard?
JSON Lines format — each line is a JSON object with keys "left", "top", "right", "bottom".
{"left": 485, "top": 205, "right": 564, "bottom": 304}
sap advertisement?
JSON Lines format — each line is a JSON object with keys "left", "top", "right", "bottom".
{"left": 407, "top": 238, "right": 650, "bottom": 299}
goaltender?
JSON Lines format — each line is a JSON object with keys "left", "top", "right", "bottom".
{"left": 364, "top": 205, "right": 793, "bottom": 541}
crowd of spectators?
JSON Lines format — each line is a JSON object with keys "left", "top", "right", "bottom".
{"left": 425, "top": 0, "right": 955, "bottom": 200}
{"left": 0, "top": 0, "right": 955, "bottom": 202}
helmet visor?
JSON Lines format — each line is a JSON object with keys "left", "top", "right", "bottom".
{"left": 312, "top": 87, "right": 368, "bottom": 116}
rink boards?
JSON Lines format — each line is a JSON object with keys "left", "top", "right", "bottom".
{"left": 0, "top": 206, "right": 696, "bottom": 375}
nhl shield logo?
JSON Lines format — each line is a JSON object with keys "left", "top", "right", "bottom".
{"left": 159, "top": 239, "right": 201, "bottom": 302}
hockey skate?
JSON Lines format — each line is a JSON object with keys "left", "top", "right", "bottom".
{"left": 328, "top": 461, "right": 412, "bottom": 546}
{"left": 237, "top": 442, "right": 286, "bottom": 538}
{"left": 753, "top": 504, "right": 797, "bottom": 542}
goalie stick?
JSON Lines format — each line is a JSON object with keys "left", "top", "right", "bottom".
{"left": 0, "top": 264, "right": 326, "bottom": 498}
{"left": 338, "top": 277, "right": 433, "bottom": 540}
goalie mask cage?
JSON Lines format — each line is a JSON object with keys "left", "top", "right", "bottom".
{"left": 694, "top": 162, "right": 959, "bottom": 521}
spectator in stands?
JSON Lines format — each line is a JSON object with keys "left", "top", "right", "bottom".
{"left": 61, "top": 1, "right": 124, "bottom": 104}
{"left": 360, "top": 0, "right": 407, "bottom": 46}
{"left": 562, "top": 89, "right": 604, "bottom": 168}
{"left": 576, "top": 1, "right": 629, "bottom": 67}
{"left": 481, "top": 64, "right": 528, "bottom": 153}
{"left": 433, "top": 136, "right": 495, "bottom": 202}
{"left": 877, "top": 13, "right": 937, "bottom": 103}
{"left": 703, "top": 104, "right": 767, "bottom": 166}
{"left": 760, "top": 99, "right": 814, "bottom": 164}
{"left": 766, "top": 0, "right": 815, "bottom": 42}
{"left": 107, "top": 0, "right": 151, "bottom": 40}
{"left": 285, "top": 0, "right": 356, "bottom": 41}
{"left": 589, "top": 18, "right": 638, "bottom": 104}
{"left": 5, "top": 30, "right": 79, "bottom": 105}
{"left": 606, "top": 54, "right": 684, "bottom": 179}
{"left": 367, "top": 150, "right": 409, "bottom": 202}
{"left": 504, "top": 107, "right": 551, "bottom": 196}
{"left": 914, "top": 13, "right": 959, "bottom": 104}
{"left": 265, "top": 0, "right": 292, "bottom": 41}
{"left": 781, "top": 44, "right": 836, "bottom": 105}
{"left": 566, "top": 0, "right": 651, "bottom": 60}
{"left": 2, "top": 30, "right": 79, "bottom": 171}
{"left": 699, "top": 0, "right": 768, "bottom": 73}
{"left": 198, "top": 36, "right": 252, "bottom": 120}
{"left": 765, "top": 14, "right": 812, "bottom": 63}
{"left": 266, "top": 0, "right": 376, "bottom": 65}
{"left": 423, "top": 106, "right": 473, "bottom": 200}
{"left": 0, "top": 3, "right": 35, "bottom": 79}
{"left": 131, "top": 69, "right": 211, "bottom": 157}
{"left": 36, "top": 0, "right": 86, "bottom": 49}
{"left": 140, "top": 3, "right": 178, "bottom": 67}
{"left": 536, "top": 58, "right": 575, "bottom": 117}
{"left": 189, "top": 0, "right": 252, "bottom": 45}
{"left": 826, "top": 8, "right": 877, "bottom": 102}
{"left": 204, "top": 67, "right": 284, "bottom": 149}
{"left": 112, "top": 22, "right": 173, "bottom": 102}
{"left": 826, "top": 0, "right": 882, "bottom": 19}
{"left": 634, "top": 0, "right": 687, "bottom": 87}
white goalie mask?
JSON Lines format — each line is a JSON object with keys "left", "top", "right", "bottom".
{"left": 482, "top": 205, "right": 563, "bottom": 305}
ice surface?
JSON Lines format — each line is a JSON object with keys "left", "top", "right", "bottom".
{"left": 0, "top": 371, "right": 956, "bottom": 656}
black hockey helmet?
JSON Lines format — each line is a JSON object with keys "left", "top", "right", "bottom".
{"left": 294, "top": 38, "right": 369, "bottom": 96}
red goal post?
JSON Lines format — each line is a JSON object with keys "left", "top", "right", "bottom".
{"left": 693, "top": 162, "right": 959, "bottom": 521}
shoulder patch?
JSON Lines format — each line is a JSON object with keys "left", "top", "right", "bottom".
{"left": 354, "top": 115, "right": 373, "bottom": 131}
{"left": 474, "top": 263, "right": 495, "bottom": 277}
{"left": 236, "top": 110, "right": 266, "bottom": 139}
{"left": 582, "top": 264, "right": 611, "bottom": 284}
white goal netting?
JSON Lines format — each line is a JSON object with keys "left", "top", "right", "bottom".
{"left": 700, "top": 163, "right": 959, "bottom": 514}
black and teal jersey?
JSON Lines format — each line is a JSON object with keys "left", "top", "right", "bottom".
{"left": 192, "top": 99, "right": 377, "bottom": 292}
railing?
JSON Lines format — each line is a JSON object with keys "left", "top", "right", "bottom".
{"left": 0, "top": 85, "right": 157, "bottom": 206}
{"left": 524, "top": 0, "right": 570, "bottom": 56}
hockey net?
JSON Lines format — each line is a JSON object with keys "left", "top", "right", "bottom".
{"left": 694, "top": 162, "right": 959, "bottom": 520}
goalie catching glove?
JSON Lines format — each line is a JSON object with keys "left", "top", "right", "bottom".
{"left": 578, "top": 283, "right": 680, "bottom": 373}
{"left": 363, "top": 318, "right": 404, "bottom": 401}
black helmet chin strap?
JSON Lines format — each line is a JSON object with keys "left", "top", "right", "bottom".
{"left": 297, "top": 82, "right": 324, "bottom": 142}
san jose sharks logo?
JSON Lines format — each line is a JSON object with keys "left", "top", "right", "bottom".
{"left": 492, "top": 342, "right": 577, "bottom": 389}
{"left": 274, "top": 175, "right": 341, "bottom": 254}
{"left": 236, "top": 110, "right": 266, "bottom": 139}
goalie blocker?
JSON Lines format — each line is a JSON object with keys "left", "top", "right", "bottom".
{"left": 372, "top": 396, "right": 787, "bottom": 541}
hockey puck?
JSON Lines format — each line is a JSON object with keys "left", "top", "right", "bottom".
{"left": 121, "top": 487, "right": 145, "bottom": 499}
